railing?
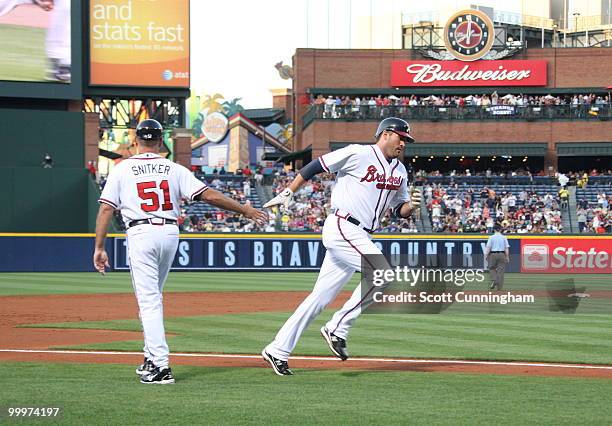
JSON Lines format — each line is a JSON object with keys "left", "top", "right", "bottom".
{"left": 305, "top": 104, "right": 612, "bottom": 124}
{"left": 414, "top": 176, "right": 557, "bottom": 186}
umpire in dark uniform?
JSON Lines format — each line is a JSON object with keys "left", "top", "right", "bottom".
{"left": 485, "top": 224, "right": 509, "bottom": 290}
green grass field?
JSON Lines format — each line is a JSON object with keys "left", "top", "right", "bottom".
{"left": 1, "top": 272, "right": 611, "bottom": 424}
{"left": 4, "top": 362, "right": 612, "bottom": 425}
{"left": 0, "top": 24, "right": 48, "bottom": 82}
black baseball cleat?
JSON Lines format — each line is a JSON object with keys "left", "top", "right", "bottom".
{"left": 320, "top": 327, "right": 349, "bottom": 361}
{"left": 261, "top": 349, "right": 293, "bottom": 376}
{"left": 489, "top": 281, "right": 496, "bottom": 290}
{"left": 45, "top": 59, "right": 71, "bottom": 82}
{"left": 135, "top": 357, "right": 155, "bottom": 376}
{"left": 140, "top": 366, "right": 175, "bottom": 384}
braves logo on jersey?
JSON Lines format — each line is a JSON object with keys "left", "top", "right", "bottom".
{"left": 359, "top": 165, "right": 404, "bottom": 191}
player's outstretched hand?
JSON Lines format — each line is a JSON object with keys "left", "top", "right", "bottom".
{"left": 244, "top": 206, "right": 268, "bottom": 227}
{"left": 263, "top": 188, "right": 294, "bottom": 209}
{"left": 410, "top": 189, "right": 422, "bottom": 208}
{"left": 93, "top": 249, "right": 110, "bottom": 275}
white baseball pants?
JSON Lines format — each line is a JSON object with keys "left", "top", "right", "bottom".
{"left": 0, "top": 0, "right": 30, "bottom": 17}
{"left": 45, "top": 0, "right": 70, "bottom": 65}
{"left": 265, "top": 214, "right": 386, "bottom": 361}
{"left": 126, "top": 224, "right": 179, "bottom": 369}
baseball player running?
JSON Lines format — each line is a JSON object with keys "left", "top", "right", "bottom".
{"left": 261, "top": 117, "right": 421, "bottom": 375}
{"left": 93, "top": 119, "right": 267, "bottom": 384}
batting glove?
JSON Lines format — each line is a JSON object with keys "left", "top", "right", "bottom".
{"left": 263, "top": 188, "right": 294, "bottom": 209}
{"left": 410, "top": 189, "right": 422, "bottom": 209}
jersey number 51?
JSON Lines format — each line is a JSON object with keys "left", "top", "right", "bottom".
{"left": 137, "top": 180, "right": 174, "bottom": 212}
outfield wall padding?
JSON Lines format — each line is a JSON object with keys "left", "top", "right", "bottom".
{"left": 0, "top": 234, "right": 609, "bottom": 273}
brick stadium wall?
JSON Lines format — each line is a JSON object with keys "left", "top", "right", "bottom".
{"left": 302, "top": 119, "right": 612, "bottom": 169}
{"left": 292, "top": 48, "right": 612, "bottom": 168}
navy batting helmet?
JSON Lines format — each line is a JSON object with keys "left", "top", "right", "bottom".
{"left": 375, "top": 117, "right": 414, "bottom": 143}
{"left": 136, "top": 119, "right": 163, "bottom": 141}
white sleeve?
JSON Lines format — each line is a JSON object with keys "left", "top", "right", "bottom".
{"left": 98, "top": 168, "right": 121, "bottom": 209}
{"left": 179, "top": 167, "right": 208, "bottom": 201}
{"left": 318, "top": 145, "right": 360, "bottom": 174}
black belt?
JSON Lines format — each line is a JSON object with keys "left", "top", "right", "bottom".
{"left": 128, "top": 218, "right": 177, "bottom": 228}
{"left": 491, "top": 251, "right": 505, "bottom": 253}
{"left": 335, "top": 211, "right": 374, "bottom": 234}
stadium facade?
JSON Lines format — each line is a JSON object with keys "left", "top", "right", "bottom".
{"left": 291, "top": 35, "right": 612, "bottom": 173}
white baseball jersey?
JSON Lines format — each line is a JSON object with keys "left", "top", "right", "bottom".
{"left": 265, "top": 143, "right": 414, "bottom": 362}
{"left": 319, "top": 144, "right": 409, "bottom": 230}
{"left": 99, "top": 153, "right": 207, "bottom": 225}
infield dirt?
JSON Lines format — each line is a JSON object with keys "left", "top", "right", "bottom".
{"left": 2, "top": 292, "right": 612, "bottom": 379}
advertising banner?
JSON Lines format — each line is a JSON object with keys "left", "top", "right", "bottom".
{"left": 113, "top": 237, "right": 521, "bottom": 271}
{"left": 521, "top": 239, "right": 612, "bottom": 273}
{"left": 390, "top": 60, "right": 547, "bottom": 87}
{"left": 2, "top": 235, "right": 609, "bottom": 273}
{"left": 89, "top": 0, "right": 189, "bottom": 87}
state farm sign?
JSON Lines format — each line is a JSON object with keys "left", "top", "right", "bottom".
{"left": 390, "top": 60, "right": 547, "bottom": 87}
{"left": 521, "top": 239, "right": 612, "bottom": 274}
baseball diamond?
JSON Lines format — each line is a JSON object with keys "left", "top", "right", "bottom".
{"left": 1, "top": 0, "right": 612, "bottom": 424}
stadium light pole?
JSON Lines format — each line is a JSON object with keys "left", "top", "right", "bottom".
{"left": 305, "top": 0, "right": 309, "bottom": 47}
{"left": 348, "top": 0, "right": 352, "bottom": 48}
{"left": 563, "top": 0, "right": 567, "bottom": 47}
{"left": 585, "top": 0, "right": 589, "bottom": 45}
{"left": 573, "top": 12, "right": 580, "bottom": 47}
{"left": 327, "top": 0, "right": 330, "bottom": 48}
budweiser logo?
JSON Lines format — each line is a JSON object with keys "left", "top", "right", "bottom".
{"left": 406, "top": 63, "right": 531, "bottom": 84}
{"left": 390, "top": 60, "right": 547, "bottom": 87}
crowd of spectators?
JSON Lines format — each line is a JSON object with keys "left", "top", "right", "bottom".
{"left": 577, "top": 193, "right": 611, "bottom": 234}
{"left": 178, "top": 174, "right": 271, "bottom": 233}
{"left": 313, "top": 92, "right": 610, "bottom": 110}
{"left": 269, "top": 171, "right": 419, "bottom": 233}
{"left": 100, "top": 161, "right": 609, "bottom": 234}
{"left": 269, "top": 171, "right": 333, "bottom": 232}
{"left": 311, "top": 92, "right": 611, "bottom": 120}
{"left": 424, "top": 184, "right": 564, "bottom": 233}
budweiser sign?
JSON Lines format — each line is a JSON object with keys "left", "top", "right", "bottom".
{"left": 390, "top": 60, "right": 547, "bottom": 87}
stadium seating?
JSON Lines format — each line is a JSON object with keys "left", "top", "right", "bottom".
{"left": 181, "top": 174, "right": 266, "bottom": 232}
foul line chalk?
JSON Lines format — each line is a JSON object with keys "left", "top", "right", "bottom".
{"left": 1, "top": 349, "right": 612, "bottom": 371}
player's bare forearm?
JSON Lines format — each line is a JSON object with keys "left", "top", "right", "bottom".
{"left": 287, "top": 174, "right": 306, "bottom": 193}
{"left": 93, "top": 204, "right": 114, "bottom": 274}
{"left": 200, "top": 188, "right": 249, "bottom": 214}
{"left": 200, "top": 188, "right": 267, "bottom": 225}
{"left": 94, "top": 204, "right": 115, "bottom": 249}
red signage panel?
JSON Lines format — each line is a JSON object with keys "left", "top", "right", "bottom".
{"left": 521, "top": 238, "right": 612, "bottom": 274}
{"left": 390, "top": 60, "right": 547, "bottom": 87}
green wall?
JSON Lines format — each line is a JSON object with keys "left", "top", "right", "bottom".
{"left": 0, "top": 167, "right": 89, "bottom": 232}
{"left": 1, "top": 108, "right": 89, "bottom": 232}
{"left": 0, "top": 108, "right": 84, "bottom": 168}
